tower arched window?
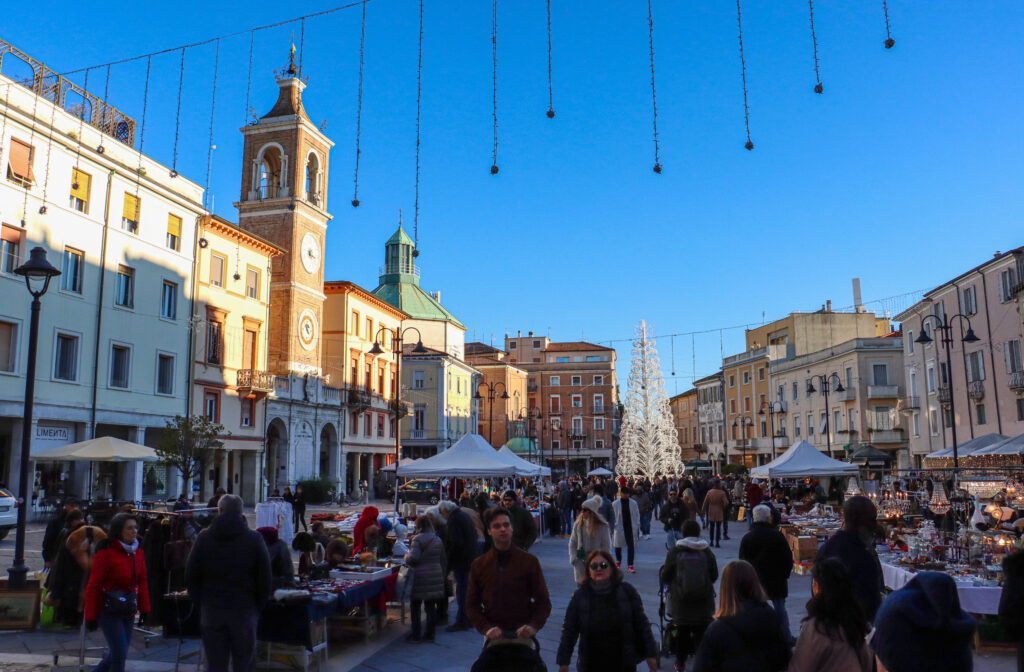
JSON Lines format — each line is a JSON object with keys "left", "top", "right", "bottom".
{"left": 253, "top": 144, "right": 285, "bottom": 199}
{"left": 305, "top": 152, "right": 321, "bottom": 205}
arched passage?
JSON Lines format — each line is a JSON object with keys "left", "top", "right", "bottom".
{"left": 319, "top": 422, "right": 340, "bottom": 485}
{"left": 266, "top": 417, "right": 289, "bottom": 496}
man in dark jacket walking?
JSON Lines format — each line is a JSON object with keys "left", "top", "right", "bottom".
{"left": 501, "top": 490, "right": 539, "bottom": 550}
{"left": 438, "top": 500, "right": 478, "bottom": 632}
{"left": 556, "top": 483, "right": 573, "bottom": 537}
{"left": 738, "top": 504, "right": 794, "bottom": 643}
{"left": 815, "top": 495, "right": 884, "bottom": 622}
{"left": 186, "top": 494, "right": 271, "bottom": 672}
{"left": 42, "top": 498, "right": 79, "bottom": 569}
{"left": 659, "top": 488, "right": 689, "bottom": 549}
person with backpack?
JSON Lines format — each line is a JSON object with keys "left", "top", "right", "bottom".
{"left": 661, "top": 520, "right": 718, "bottom": 672}
{"left": 557, "top": 549, "right": 659, "bottom": 672}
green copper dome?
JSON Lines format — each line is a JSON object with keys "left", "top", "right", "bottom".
{"left": 373, "top": 224, "right": 465, "bottom": 327}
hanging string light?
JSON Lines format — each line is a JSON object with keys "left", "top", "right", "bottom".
{"left": 808, "top": 0, "right": 823, "bottom": 94}
{"left": 413, "top": 0, "right": 424, "bottom": 252}
{"left": 351, "top": 0, "right": 367, "bottom": 208}
{"left": 490, "top": 0, "right": 500, "bottom": 175}
{"left": 298, "top": 18, "right": 306, "bottom": 75}
{"left": 97, "top": 65, "right": 111, "bottom": 154}
{"left": 71, "top": 69, "right": 90, "bottom": 175}
{"left": 546, "top": 0, "right": 554, "bottom": 119}
{"left": 244, "top": 31, "right": 255, "bottom": 124}
{"left": 171, "top": 48, "right": 186, "bottom": 178}
{"left": 882, "top": 0, "right": 895, "bottom": 49}
{"left": 37, "top": 73, "right": 62, "bottom": 215}
{"left": 647, "top": 0, "right": 661, "bottom": 173}
{"left": 133, "top": 56, "right": 152, "bottom": 197}
{"left": 736, "top": 0, "right": 754, "bottom": 151}
{"left": 203, "top": 39, "right": 221, "bottom": 211}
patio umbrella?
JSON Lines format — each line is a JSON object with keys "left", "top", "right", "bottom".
{"left": 587, "top": 467, "right": 613, "bottom": 476}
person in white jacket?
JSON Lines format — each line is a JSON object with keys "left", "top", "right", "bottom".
{"left": 568, "top": 497, "right": 612, "bottom": 584}
{"left": 612, "top": 486, "right": 642, "bottom": 573}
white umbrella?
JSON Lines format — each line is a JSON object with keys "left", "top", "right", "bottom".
{"left": 587, "top": 467, "right": 613, "bottom": 476}
{"left": 32, "top": 436, "right": 159, "bottom": 462}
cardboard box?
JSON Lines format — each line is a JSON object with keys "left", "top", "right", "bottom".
{"left": 793, "top": 561, "right": 814, "bottom": 576}
{"left": 789, "top": 535, "right": 818, "bottom": 561}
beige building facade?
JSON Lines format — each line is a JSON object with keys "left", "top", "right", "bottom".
{"left": 669, "top": 389, "right": 700, "bottom": 462}
{"left": 465, "top": 342, "right": 529, "bottom": 450}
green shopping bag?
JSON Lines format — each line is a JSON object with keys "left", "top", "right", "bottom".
{"left": 40, "top": 589, "right": 56, "bottom": 628}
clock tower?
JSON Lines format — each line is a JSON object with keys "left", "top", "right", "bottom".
{"left": 235, "top": 50, "right": 333, "bottom": 376}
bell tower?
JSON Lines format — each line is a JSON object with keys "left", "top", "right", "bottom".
{"left": 235, "top": 48, "right": 334, "bottom": 376}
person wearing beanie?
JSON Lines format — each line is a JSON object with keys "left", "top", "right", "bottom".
{"left": 392, "top": 523, "right": 410, "bottom": 557}
{"left": 870, "top": 572, "right": 975, "bottom": 672}
{"left": 569, "top": 497, "right": 613, "bottom": 584}
{"left": 257, "top": 526, "right": 295, "bottom": 588}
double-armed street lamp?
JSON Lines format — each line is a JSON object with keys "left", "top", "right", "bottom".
{"left": 758, "top": 400, "right": 785, "bottom": 461}
{"left": 914, "top": 313, "right": 981, "bottom": 485}
{"left": 473, "top": 381, "right": 508, "bottom": 447}
{"left": 369, "top": 326, "right": 427, "bottom": 513}
{"left": 9, "top": 248, "right": 61, "bottom": 589}
{"left": 511, "top": 407, "right": 544, "bottom": 464}
{"left": 807, "top": 373, "right": 845, "bottom": 457}
{"left": 731, "top": 415, "right": 754, "bottom": 467}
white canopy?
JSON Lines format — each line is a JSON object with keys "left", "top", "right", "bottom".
{"left": 381, "top": 457, "right": 420, "bottom": 472}
{"left": 965, "top": 433, "right": 1024, "bottom": 457}
{"left": 751, "top": 440, "right": 858, "bottom": 479}
{"left": 587, "top": 467, "right": 613, "bottom": 476}
{"left": 496, "top": 445, "right": 552, "bottom": 477}
{"left": 32, "top": 436, "right": 160, "bottom": 462}
{"left": 396, "top": 434, "right": 517, "bottom": 478}
{"left": 923, "top": 433, "right": 1009, "bottom": 460}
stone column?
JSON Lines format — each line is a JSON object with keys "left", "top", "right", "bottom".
{"left": 121, "top": 427, "right": 146, "bottom": 503}
{"left": 219, "top": 449, "right": 231, "bottom": 492}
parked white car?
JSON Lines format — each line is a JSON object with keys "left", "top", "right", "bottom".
{"left": 0, "top": 487, "right": 16, "bottom": 540}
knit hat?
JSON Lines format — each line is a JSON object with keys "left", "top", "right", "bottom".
{"left": 581, "top": 496, "right": 602, "bottom": 515}
{"left": 870, "top": 571, "right": 975, "bottom": 672}
{"left": 393, "top": 523, "right": 409, "bottom": 541}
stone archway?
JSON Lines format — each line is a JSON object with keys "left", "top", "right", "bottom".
{"left": 266, "top": 418, "right": 289, "bottom": 497}
{"left": 319, "top": 423, "right": 340, "bottom": 486}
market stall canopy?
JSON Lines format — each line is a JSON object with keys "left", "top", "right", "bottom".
{"left": 751, "top": 440, "right": 858, "bottom": 479}
{"left": 968, "top": 433, "right": 1024, "bottom": 456}
{"left": 396, "top": 434, "right": 517, "bottom": 478}
{"left": 497, "top": 445, "right": 552, "bottom": 477}
{"left": 923, "top": 433, "right": 1009, "bottom": 460}
{"left": 685, "top": 459, "right": 713, "bottom": 471}
{"left": 381, "top": 457, "right": 421, "bottom": 472}
{"left": 32, "top": 436, "right": 160, "bottom": 462}
{"left": 849, "top": 445, "right": 893, "bottom": 466}
{"left": 587, "top": 467, "right": 613, "bottom": 476}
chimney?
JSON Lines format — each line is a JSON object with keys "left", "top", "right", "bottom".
{"left": 826, "top": 300, "right": 832, "bottom": 312}
{"left": 429, "top": 290, "right": 441, "bottom": 304}
{"left": 528, "top": 331, "right": 534, "bottom": 337}
{"left": 518, "top": 330, "right": 521, "bottom": 337}
{"left": 852, "top": 278, "right": 865, "bottom": 313}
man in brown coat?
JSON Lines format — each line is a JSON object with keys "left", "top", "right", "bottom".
{"left": 701, "top": 480, "right": 730, "bottom": 548}
{"left": 466, "top": 508, "right": 551, "bottom": 641}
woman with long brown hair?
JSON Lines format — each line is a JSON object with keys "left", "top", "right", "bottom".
{"left": 692, "top": 560, "right": 790, "bottom": 672}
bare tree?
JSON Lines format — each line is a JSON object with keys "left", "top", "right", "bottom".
{"left": 155, "top": 415, "right": 225, "bottom": 496}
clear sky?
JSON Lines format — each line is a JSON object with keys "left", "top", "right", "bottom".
{"left": 4, "top": 1, "right": 1022, "bottom": 393}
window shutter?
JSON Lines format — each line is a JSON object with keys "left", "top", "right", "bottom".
{"left": 167, "top": 214, "right": 182, "bottom": 238}
{"left": 71, "top": 169, "right": 91, "bottom": 200}
{"left": 1, "top": 225, "right": 21, "bottom": 244}
{"left": 8, "top": 139, "right": 34, "bottom": 181}
{"left": 123, "top": 193, "right": 140, "bottom": 220}
{"left": 1007, "top": 342, "right": 1014, "bottom": 375}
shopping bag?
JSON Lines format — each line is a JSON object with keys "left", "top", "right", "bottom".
{"left": 395, "top": 565, "right": 413, "bottom": 601}
{"left": 736, "top": 506, "right": 746, "bottom": 522}
{"left": 39, "top": 589, "right": 56, "bottom": 628}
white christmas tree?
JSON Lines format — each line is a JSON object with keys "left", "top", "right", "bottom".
{"left": 616, "top": 321, "right": 683, "bottom": 478}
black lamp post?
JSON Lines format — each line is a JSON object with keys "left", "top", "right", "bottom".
{"left": 730, "top": 415, "right": 754, "bottom": 467}
{"left": 914, "top": 313, "right": 981, "bottom": 485}
{"left": 473, "top": 381, "right": 508, "bottom": 447}
{"left": 807, "top": 373, "right": 845, "bottom": 458}
{"left": 9, "top": 247, "right": 60, "bottom": 589}
{"left": 369, "top": 326, "right": 427, "bottom": 514}
{"left": 512, "top": 407, "right": 543, "bottom": 464}
{"left": 758, "top": 400, "right": 784, "bottom": 461}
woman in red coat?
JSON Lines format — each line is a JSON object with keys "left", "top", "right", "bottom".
{"left": 84, "top": 513, "right": 149, "bottom": 672}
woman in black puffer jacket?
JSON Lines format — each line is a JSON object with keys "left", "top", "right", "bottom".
{"left": 693, "top": 560, "right": 790, "bottom": 672}
{"left": 557, "top": 550, "right": 658, "bottom": 672}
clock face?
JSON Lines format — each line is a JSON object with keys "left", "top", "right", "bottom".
{"left": 300, "top": 232, "right": 321, "bottom": 274}
{"left": 298, "top": 309, "right": 318, "bottom": 350}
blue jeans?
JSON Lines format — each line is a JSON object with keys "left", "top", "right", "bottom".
{"left": 640, "top": 513, "right": 652, "bottom": 536}
{"left": 771, "top": 597, "right": 794, "bottom": 644}
{"left": 560, "top": 508, "right": 574, "bottom": 535}
{"left": 665, "top": 529, "right": 682, "bottom": 550}
{"left": 452, "top": 566, "right": 471, "bottom": 627}
{"left": 93, "top": 612, "right": 133, "bottom": 672}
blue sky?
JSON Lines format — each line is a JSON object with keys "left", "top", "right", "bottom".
{"left": 5, "top": 1, "right": 1022, "bottom": 393}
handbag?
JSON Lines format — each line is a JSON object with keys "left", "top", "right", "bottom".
{"left": 396, "top": 565, "right": 414, "bottom": 601}
{"left": 103, "top": 550, "right": 138, "bottom": 617}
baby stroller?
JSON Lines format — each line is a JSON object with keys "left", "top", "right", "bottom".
{"left": 657, "top": 563, "right": 678, "bottom": 659}
{"left": 470, "top": 632, "right": 547, "bottom": 672}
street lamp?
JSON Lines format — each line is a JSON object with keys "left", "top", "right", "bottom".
{"left": 807, "top": 373, "right": 845, "bottom": 458}
{"left": 9, "top": 247, "right": 60, "bottom": 589}
{"left": 758, "top": 399, "right": 784, "bottom": 461}
{"left": 730, "top": 415, "right": 754, "bottom": 467}
{"left": 369, "top": 326, "right": 427, "bottom": 514}
{"left": 914, "top": 313, "right": 981, "bottom": 485}
{"left": 473, "top": 381, "right": 508, "bottom": 447}
{"left": 511, "top": 407, "right": 543, "bottom": 464}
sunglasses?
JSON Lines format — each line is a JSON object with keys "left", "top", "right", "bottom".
{"left": 589, "top": 561, "right": 610, "bottom": 571}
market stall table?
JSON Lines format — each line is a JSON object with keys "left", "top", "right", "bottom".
{"left": 880, "top": 561, "right": 1002, "bottom": 615}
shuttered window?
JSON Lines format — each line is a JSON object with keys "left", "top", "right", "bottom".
{"left": 166, "top": 214, "right": 182, "bottom": 251}
{"left": 122, "top": 193, "right": 140, "bottom": 233}
{"left": 6, "top": 138, "right": 34, "bottom": 186}
{"left": 70, "top": 168, "right": 92, "bottom": 213}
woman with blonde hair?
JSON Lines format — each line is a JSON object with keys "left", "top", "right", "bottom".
{"left": 569, "top": 497, "right": 612, "bottom": 584}
{"left": 692, "top": 560, "right": 790, "bottom": 672}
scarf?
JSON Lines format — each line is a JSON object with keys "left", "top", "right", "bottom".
{"left": 591, "top": 579, "right": 615, "bottom": 594}
{"left": 120, "top": 539, "right": 139, "bottom": 554}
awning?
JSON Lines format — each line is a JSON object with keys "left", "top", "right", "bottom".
{"left": 396, "top": 434, "right": 517, "bottom": 478}
{"left": 32, "top": 436, "right": 160, "bottom": 462}
{"left": 751, "top": 440, "right": 858, "bottom": 479}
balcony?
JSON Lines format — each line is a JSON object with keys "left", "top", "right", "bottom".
{"left": 527, "top": 382, "right": 538, "bottom": 392}
{"left": 1010, "top": 371, "right": 1024, "bottom": 393}
{"left": 869, "top": 429, "right": 904, "bottom": 444}
{"left": 348, "top": 388, "right": 372, "bottom": 411}
{"left": 833, "top": 387, "right": 857, "bottom": 402}
{"left": 968, "top": 381, "right": 985, "bottom": 400}
{"left": 411, "top": 429, "right": 427, "bottom": 440}
{"left": 236, "top": 369, "right": 274, "bottom": 394}
{"left": 901, "top": 396, "right": 920, "bottom": 411}
{"left": 836, "top": 429, "right": 858, "bottom": 442}
{"left": 867, "top": 384, "right": 899, "bottom": 399}
{"left": 938, "top": 385, "right": 952, "bottom": 405}
{"left": 322, "top": 385, "right": 342, "bottom": 404}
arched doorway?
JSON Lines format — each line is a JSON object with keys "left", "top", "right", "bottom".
{"left": 266, "top": 418, "right": 289, "bottom": 496}
{"left": 319, "top": 423, "right": 339, "bottom": 485}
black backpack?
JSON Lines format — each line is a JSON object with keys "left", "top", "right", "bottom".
{"left": 471, "top": 636, "right": 547, "bottom": 672}
{"left": 675, "top": 549, "right": 711, "bottom": 602}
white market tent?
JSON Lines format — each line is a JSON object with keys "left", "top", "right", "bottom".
{"left": 751, "top": 440, "right": 858, "bottom": 479}
{"left": 397, "top": 434, "right": 517, "bottom": 478}
{"left": 497, "top": 445, "right": 552, "bottom": 477}
{"left": 923, "top": 433, "right": 1009, "bottom": 460}
{"left": 32, "top": 436, "right": 160, "bottom": 462}
{"left": 381, "top": 457, "right": 421, "bottom": 472}
{"left": 964, "top": 433, "right": 1024, "bottom": 457}
{"left": 587, "top": 467, "right": 613, "bottom": 476}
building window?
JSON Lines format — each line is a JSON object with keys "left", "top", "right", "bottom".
{"left": 550, "top": 395, "right": 561, "bottom": 413}
{"left": 377, "top": 415, "right": 385, "bottom": 437}
{"left": 350, "top": 411, "right": 359, "bottom": 436}
{"left": 593, "top": 375, "right": 604, "bottom": 385}
{"left": 160, "top": 281, "right": 177, "bottom": 320}
{"left": 743, "top": 371, "right": 750, "bottom": 385}
{"left": 509, "top": 341, "right": 517, "bottom": 349}
{"left": 0, "top": 320, "right": 18, "bottom": 372}
{"left": 907, "top": 330, "right": 915, "bottom": 354}
{"left": 166, "top": 214, "right": 182, "bottom": 251}
{"left": 242, "top": 329, "right": 257, "bottom": 369}
{"left": 967, "top": 351, "right": 985, "bottom": 382}
{"left": 743, "top": 397, "right": 750, "bottom": 412}
{"left": 61, "top": 248, "right": 84, "bottom": 293}
{"left": 109, "top": 344, "right": 131, "bottom": 389}
{"left": 365, "top": 317, "right": 373, "bottom": 342}
{"left": 807, "top": 414, "right": 814, "bottom": 437}
{"left": 999, "top": 268, "right": 1018, "bottom": 303}
{"left": 70, "top": 168, "right": 91, "bottom": 213}
{"left": 571, "top": 417, "right": 583, "bottom": 434}
{"left": 206, "top": 321, "right": 223, "bottom": 365}
{"left": 594, "top": 417, "right": 604, "bottom": 430}
{"left": 246, "top": 268, "right": 259, "bottom": 299}
{"left": 550, "top": 376, "right": 561, "bottom": 386}
{"left": 944, "top": 408, "right": 953, "bottom": 428}
{"left": 365, "top": 362, "right": 372, "bottom": 391}
{"left": 794, "top": 416, "right": 801, "bottom": 437}
{"left": 241, "top": 397, "right": 254, "bottom": 427}
{"left": 156, "top": 353, "right": 174, "bottom": 395}
{"left": 594, "top": 394, "right": 604, "bottom": 413}
{"left": 552, "top": 439, "right": 561, "bottom": 452}
{"left": 204, "top": 391, "right": 219, "bottom": 421}
{"left": 571, "top": 375, "right": 582, "bottom": 386}
{"left": 389, "top": 418, "right": 396, "bottom": 436}
{"left": 845, "top": 366, "right": 853, "bottom": 389}
{"left": 114, "top": 265, "right": 134, "bottom": 308}
{"left": 1, "top": 226, "right": 21, "bottom": 274}
{"left": 729, "top": 399, "right": 736, "bottom": 413}
{"left": 758, "top": 367, "right": 765, "bottom": 381}
{"left": 792, "top": 382, "right": 798, "bottom": 401}
{"left": 413, "top": 370, "right": 425, "bottom": 389}
{"left": 551, "top": 417, "right": 561, "bottom": 431}
{"left": 532, "top": 340, "right": 541, "bottom": 348}
{"left": 927, "top": 364, "right": 936, "bottom": 393}
{"left": 729, "top": 375, "right": 735, "bottom": 388}
{"left": 595, "top": 439, "right": 604, "bottom": 450}
{"left": 571, "top": 394, "right": 582, "bottom": 408}
{"left": 122, "top": 193, "right": 140, "bottom": 233}
{"left": 6, "top": 138, "right": 35, "bottom": 187}
{"left": 1006, "top": 339, "right": 1023, "bottom": 374}
{"left": 350, "top": 311, "right": 360, "bottom": 336}
{"left": 805, "top": 379, "right": 813, "bottom": 398}
{"left": 961, "top": 285, "right": 977, "bottom": 316}
{"left": 977, "top": 403, "right": 987, "bottom": 425}
{"left": 912, "top": 412, "right": 920, "bottom": 437}
{"left": 378, "top": 365, "right": 385, "bottom": 394}
{"left": 363, "top": 414, "right": 371, "bottom": 435}
{"left": 1017, "top": 399, "right": 1024, "bottom": 422}
{"left": 413, "top": 406, "right": 426, "bottom": 431}
{"left": 872, "top": 364, "right": 888, "bottom": 386}
{"left": 209, "top": 254, "right": 225, "bottom": 287}
{"left": 54, "top": 333, "right": 79, "bottom": 381}
{"left": 350, "top": 358, "right": 358, "bottom": 386}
